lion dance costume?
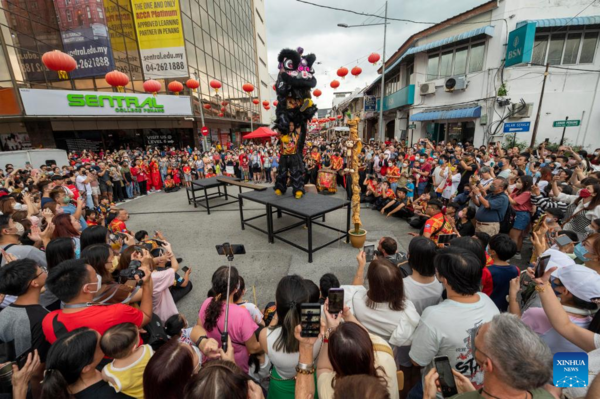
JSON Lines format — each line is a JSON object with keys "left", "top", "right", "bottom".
{"left": 273, "top": 47, "right": 318, "bottom": 199}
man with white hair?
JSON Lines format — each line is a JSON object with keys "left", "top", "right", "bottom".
{"left": 423, "top": 313, "right": 555, "bottom": 398}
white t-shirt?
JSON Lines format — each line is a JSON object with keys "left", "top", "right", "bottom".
{"left": 237, "top": 301, "right": 263, "bottom": 325}
{"left": 76, "top": 174, "right": 92, "bottom": 193}
{"left": 402, "top": 277, "right": 443, "bottom": 315}
{"left": 409, "top": 293, "right": 499, "bottom": 391}
{"left": 342, "top": 285, "right": 420, "bottom": 347}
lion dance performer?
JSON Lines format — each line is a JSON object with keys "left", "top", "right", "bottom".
{"left": 273, "top": 47, "right": 318, "bottom": 199}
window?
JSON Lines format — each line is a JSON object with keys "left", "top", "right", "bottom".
{"left": 427, "top": 54, "right": 439, "bottom": 81}
{"left": 257, "top": 33, "right": 265, "bottom": 46}
{"left": 259, "top": 57, "right": 267, "bottom": 68}
{"left": 261, "top": 80, "right": 268, "bottom": 89}
{"left": 404, "top": 64, "right": 413, "bottom": 87}
{"left": 453, "top": 47, "right": 468, "bottom": 75}
{"left": 532, "top": 30, "right": 598, "bottom": 65}
{"left": 86, "top": 6, "right": 91, "bottom": 18}
{"left": 468, "top": 42, "right": 484, "bottom": 73}
{"left": 66, "top": 9, "right": 72, "bottom": 22}
{"left": 97, "top": 7, "right": 103, "bottom": 19}
{"left": 439, "top": 50, "right": 453, "bottom": 78}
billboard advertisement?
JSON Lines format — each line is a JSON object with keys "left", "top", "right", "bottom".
{"left": 103, "top": 0, "right": 143, "bottom": 78}
{"left": 53, "top": 0, "right": 116, "bottom": 78}
{"left": 131, "top": 0, "right": 188, "bottom": 79}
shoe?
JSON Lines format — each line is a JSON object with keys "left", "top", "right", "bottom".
{"left": 513, "top": 252, "right": 522, "bottom": 260}
{"left": 295, "top": 191, "right": 303, "bottom": 199}
{"left": 176, "top": 257, "right": 183, "bottom": 263}
{"left": 275, "top": 189, "right": 282, "bottom": 196}
{"left": 300, "top": 98, "right": 313, "bottom": 112}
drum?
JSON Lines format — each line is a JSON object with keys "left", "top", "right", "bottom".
{"left": 317, "top": 169, "right": 337, "bottom": 193}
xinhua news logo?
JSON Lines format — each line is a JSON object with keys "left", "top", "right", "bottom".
{"left": 553, "top": 352, "right": 588, "bottom": 388}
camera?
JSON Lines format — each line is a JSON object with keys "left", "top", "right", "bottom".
{"left": 119, "top": 259, "right": 145, "bottom": 282}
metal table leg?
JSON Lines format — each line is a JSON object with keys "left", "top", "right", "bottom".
{"left": 239, "top": 196, "right": 245, "bottom": 230}
{"left": 346, "top": 202, "right": 351, "bottom": 243}
{"left": 192, "top": 184, "right": 198, "bottom": 208}
{"left": 308, "top": 215, "right": 313, "bottom": 263}
{"left": 224, "top": 185, "right": 229, "bottom": 200}
{"left": 205, "top": 187, "right": 211, "bottom": 215}
{"left": 267, "top": 204, "right": 274, "bottom": 244}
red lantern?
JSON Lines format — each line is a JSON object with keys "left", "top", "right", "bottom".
{"left": 329, "top": 117, "right": 336, "bottom": 121}
{"left": 337, "top": 67, "right": 348, "bottom": 79}
{"left": 330, "top": 80, "right": 340, "bottom": 89}
{"left": 209, "top": 80, "right": 222, "bottom": 93}
{"left": 337, "top": 115, "right": 343, "bottom": 119}
{"left": 143, "top": 79, "right": 161, "bottom": 96}
{"left": 218, "top": 112, "right": 224, "bottom": 117}
{"left": 203, "top": 104, "right": 211, "bottom": 110}
{"left": 314, "top": 89, "right": 322, "bottom": 98}
{"left": 105, "top": 70, "right": 129, "bottom": 93}
{"left": 272, "top": 84, "right": 276, "bottom": 91}
{"left": 351, "top": 66, "right": 362, "bottom": 78}
{"left": 262, "top": 100, "right": 269, "bottom": 107}
{"left": 265, "top": 106, "right": 270, "bottom": 111}
{"left": 252, "top": 99, "right": 260, "bottom": 105}
{"left": 242, "top": 83, "right": 254, "bottom": 93}
{"left": 186, "top": 79, "right": 200, "bottom": 92}
{"left": 42, "top": 50, "right": 76, "bottom": 79}
{"left": 220, "top": 107, "right": 226, "bottom": 112}
{"left": 368, "top": 53, "right": 381, "bottom": 65}
{"left": 168, "top": 81, "right": 184, "bottom": 95}
{"left": 273, "top": 100, "right": 278, "bottom": 106}
{"left": 312, "top": 118, "right": 317, "bottom": 123}
{"left": 221, "top": 101, "right": 229, "bottom": 106}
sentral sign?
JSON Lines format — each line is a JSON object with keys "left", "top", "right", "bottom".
{"left": 19, "top": 89, "right": 192, "bottom": 117}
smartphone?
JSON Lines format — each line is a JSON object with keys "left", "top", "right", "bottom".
{"left": 216, "top": 244, "right": 246, "bottom": 256}
{"left": 181, "top": 266, "right": 189, "bottom": 273}
{"left": 438, "top": 234, "right": 458, "bottom": 245}
{"left": 300, "top": 303, "right": 321, "bottom": 338}
{"left": 364, "top": 244, "right": 375, "bottom": 263}
{"left": 535, "top": 255, "right": 551, "bottom": 278}
{"left": 555, "top": 235, "right": 573, "bottom": 247}
{"left": 328, "top": 288, "right": 344, "bottom": 315}
{"left": 434, "top": 356, "right": 459, "bottom": 397}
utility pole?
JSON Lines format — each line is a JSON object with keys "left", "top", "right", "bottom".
{"left": 530, "top": 62, "right": 549, "bottom": 148}
{"left": 195, "top": 70, "right": 209, "bottom": 151}
{"left": 378, "top": 1, "right": 388, "bottom": 142}
{"left": 559, "top": 116, "right": 569, "bottom": 146}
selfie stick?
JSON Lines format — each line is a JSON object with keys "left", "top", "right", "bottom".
{"left": 221, "top": 243, "right": 234, "bottom": 353}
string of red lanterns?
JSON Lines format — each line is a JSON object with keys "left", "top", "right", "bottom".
{"left": 168, "top": 81, "right": 184, "bottom": 96}
{"left": 105, "top": 70, "right": 129, "bottom": 93}
{"left": 41, "top": 50, "right": 76, "bottom": 79}
{"left": 143, "top": 79, "right": 161, "bottom": 96}
{"left": 186, "top": 78, "right": 200, "bottom": 92}
{"left": 336, "top": 67, "right": 348, "bottom": 79}
{"left": 209, "top": 80, "right": 222, "bottom": 93}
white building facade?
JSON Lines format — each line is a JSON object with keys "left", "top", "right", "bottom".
{"left": 370, "top": 0, "right": 600, "bottom": 150}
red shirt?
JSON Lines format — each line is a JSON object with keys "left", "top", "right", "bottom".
{"left": 183, "top": 166, "right": 191, "bottom": 174}
{"left": 419, "top": 162, "right": 432, "bottom": 183}
{"left": 109, "top": 218, "right": 128, "bottom": 234}
{"left": 42, "top": 304, "right": 143, "bottom": 344}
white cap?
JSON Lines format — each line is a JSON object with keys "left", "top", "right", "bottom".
{"left": 543, "top": 249, "right": 576, "bottom": 277}
{"left": 554, "top": 264, "right": 600, "bottom": 302}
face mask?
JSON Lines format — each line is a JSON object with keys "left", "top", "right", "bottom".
{"left": 458, "top": 211, "right": 464, "bottom": 219}
{"left": 14, "top": 223, "right": 24, "bottom": 236}
{"left": 579, "top": 189, "right": 592, "bottom": 198}
{"left": 420, "top": 159, "right": 426, "bottom": 163}
{"left": 62, "top": 196, "right": 71, "bottom": 204}
{"left": 439, "top": 160, "right": 444, "bottom": 165}
{"left": 85, "top": 274, "right": 102, "bottom": 293}
{"left": 497, "top": 162, "right": 503, "bottom": 168}
{"left": 545, "top": 159, "right": 552, "bottom": 163}
{"left": 47, "top": 171, "right": 54, "bottom": 176}
{"left": 574, "top": 243, "right": 592, "bottom": 262}
{"left": 402, "top": 164, "right": 408, "bottom": 168}
{"left": 488, "top": 184, "right": 496, "bottom": 192}
{"left": 12, "top": 203, "right": 24, "bottom": 211}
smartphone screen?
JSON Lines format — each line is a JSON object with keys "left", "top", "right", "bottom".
{"left": 328, "top": 288, "right": 344, "bottom": 314}
{"left": 555, "top": 235, "right": 573, "bottom": 247}
{"left": 364, "top": 244, "right": 375, "bottom": 263}
{"left": 434, "top": 356, "right": 458, "bottom": 397}
{"left": 300, "top": 303, "right": 321, "bottom": 338}
{"left": 181, "top": 266, "right": 189, "bottom": 273}
{"left": 535, "top": 255, "right": 551, "bottom": 278}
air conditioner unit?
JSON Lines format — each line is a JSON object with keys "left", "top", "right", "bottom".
{"left": 420, "top": 83, "right": 436, "bottom": 95}
{"left": 511, "top": 102, "right": 533, "bottom": 118}
{"left": 445, "top": 75, "right": 467, "bottom": 92}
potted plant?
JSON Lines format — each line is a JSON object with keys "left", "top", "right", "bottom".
{"left": 345, "top": 116, "right": 367, "bottom": 248}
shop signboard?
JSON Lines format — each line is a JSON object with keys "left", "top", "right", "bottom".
{"left": 131, "top": 0, "right": 188, "bottom": 79}
{"left": 19, "top": 89, "right": 193, "bottom": 116}
{"left": 144, "top": 130, "right": 178, "bottom": 146}
{"left": 364, "top": 96, "right": 377, "bottom": 112}
{"left": 52, "top": 0, "right": 116, "bottom": 78}
{"left": 505, "top": 23, "right": 536, "bottom": 68}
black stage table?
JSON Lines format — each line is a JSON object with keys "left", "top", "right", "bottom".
{"left": 186, "top": 176, "right": 241, "bottom": 214}
{"left": 238, "top": 190, "right": 350, "bottom": 262}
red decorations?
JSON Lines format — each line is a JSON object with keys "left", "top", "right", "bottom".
{"left": 272, "top": 84, "right": 276, "bottom": 91}
{"left": 313, "top": 89, "right": 322, "bottom": 98}
{"left": 252, "top": 99, "right": 260, "bottom": 105}
{"left": 220, "top": 107, "right": 226, "bottom": 112}
{"left": 143, "top": 79, "right": 161, "bottom": 96}
{"left": 351, "top": 66, "right": 362, "bottom": 78}
{"left": 368, "top": 53, "right": 381, "bottom": 65}
{"left": 209, "top": 80, "right": 222, "bottom": 93}
{"left": 337, "top": 115, "right": 343, "bottom": 119}
{"left": 329, "top": 117, "right": 336, "bottom": 121}
{"left": 312, "top": 118, "right": 317, "bottom": 123}
{"left": 186, "top": 79, "right": 200, "bottom": 92}
{"left": 262, "top": 100, "right": 269, "bottom": 107}
{"left": 242, "top": 83, "right": 255, "bottom": 93}
{"left": 330, "top": 80, "right": 340, "bottom": 89}
{"left": 337, "top": 67, "right": 348, "bottom": 79}
{"left": 105, "top": 70, "right": 129, "bottom": 93}
{"left": 273, "top": 100, "right": 278, "bottom": 106}
{"left": 168, "top": 81, "right": 184, "bottom": 95}
{"left": 203, "top": 104, "right": 211, "bottom": 110}
{"left": 221, "top": 101, "right": 229, "bottom": 106}
{"left": 41, "top": 50, "right": 76, "bottom": 79}
{"left": 218, "top": 112, "right": 224, "bottom": 117}
{"left": 265, "top": 106, "right": 270, "bottom": 111}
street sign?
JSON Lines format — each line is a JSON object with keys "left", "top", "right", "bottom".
{"left": 505, "top": 23, "right": 537, "bottom": 67}
{"left": 201, "top": 126, "right": 209, "bottom": 136}
{"left": 553, "top": 120, "right": 580, "bottom": 128}
{"left": 364, "top": 96, "right": 377, "bottom": 112}
{"left": 503, "top": 121, "right": 531, "bottom": 133}
{"left": 408, "top": 123, "right": 417, "bottom": 129}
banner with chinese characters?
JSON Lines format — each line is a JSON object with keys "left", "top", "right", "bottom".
{"left": 131, "top": 0, "right": 188, "bottom": 79}
{"left": 52, "top": 0, "right": 116, "bottom": 78}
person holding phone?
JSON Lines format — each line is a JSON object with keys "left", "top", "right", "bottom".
{"left": 422, "top": 314, "right": 554, "bottom": 399}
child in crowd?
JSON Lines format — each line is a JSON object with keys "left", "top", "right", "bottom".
{"left": 233, "top": 276, "right": 264, "bottom": 326}
{"left": 165, "top": 313, "right": 195, "bottom": 346}
{"left": 164, "top": 174, "right": 179, "bottom": 193}
{"left": 406, "top": 176, "right": 416, "bottom": 201}
{"left": 101, "top": 323, "right": 154, "bottom": 399}
{"left": 172, "top": 167, "right": 182, "bottom": 187}
{"left": 205, "top": 167, "right": 216, "bottom": 178}
{"left": 183, "top": 163, "right": 192, "bottom": 188}
{"left": 487, "top": 234, "right": 520, "bottom": 312}
{"left": 85, "top": 208, "right": 102, "bottom": 227}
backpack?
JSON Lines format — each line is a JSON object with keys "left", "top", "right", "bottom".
{"left": 141, "top": 313, "right": 170, "bottom": 351}
{"left": 500, "top": 203, "right": 516, "bottom": 234}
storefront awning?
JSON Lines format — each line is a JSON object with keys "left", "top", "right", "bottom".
{"left": 517, "top": 16, "right": 600, "bottom": 29}
{"left": 372, "top": 25, "right": 495, "bottom": 85}
{"left": 410, "top": 106, "right": 481, "bottom": 122}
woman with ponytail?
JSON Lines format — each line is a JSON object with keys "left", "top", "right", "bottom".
{"left": 41, "top": 327, "right": 130, "bottom": 399}
{"left": 258, "top": 275, "right": 320, "bottom": 399}
{"left": 199, "top": 265, "right": 262, "bottom": 373}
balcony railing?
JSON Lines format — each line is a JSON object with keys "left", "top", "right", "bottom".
{"left": 377, "top": 84, "right": 415, "bottom": 112}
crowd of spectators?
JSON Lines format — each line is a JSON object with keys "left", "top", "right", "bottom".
{"left": 0, "top": 137, "right": 598, "bottom": 399}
